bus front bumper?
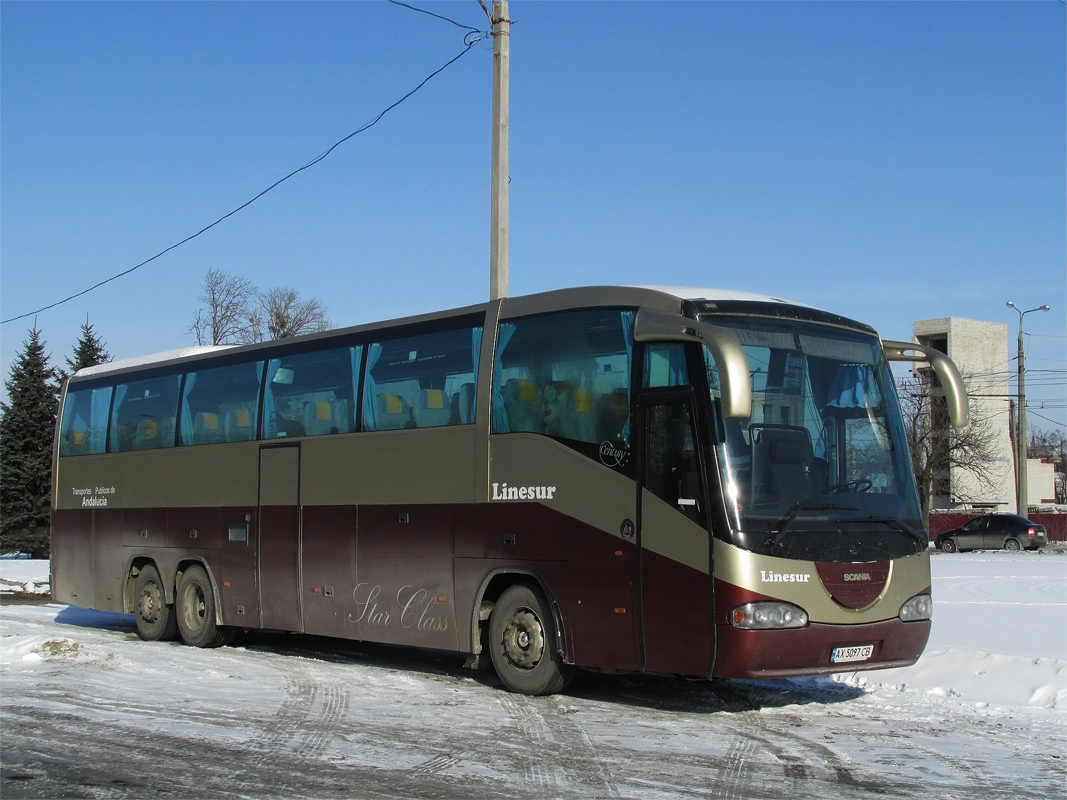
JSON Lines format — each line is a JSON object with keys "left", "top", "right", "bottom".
{"left": 712, "top": 617, "right": 932, "bottom": 680}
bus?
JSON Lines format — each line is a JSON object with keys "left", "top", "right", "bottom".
{"left": 51, "top": 286, "right": 967, "bottom": 696}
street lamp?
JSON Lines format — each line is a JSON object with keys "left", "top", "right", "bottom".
{"left": 1006, "top": 301, "right": 1051, "bottom": 515}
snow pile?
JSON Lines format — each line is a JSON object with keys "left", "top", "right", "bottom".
{"left": 838, "top": 551, "right": 1067, "bottom": 710}
{"left": 844, "top": 647, "right": 1066, "bottom": 709}
{"left": 0, "top": 557, "right": 50, "bottom": 596}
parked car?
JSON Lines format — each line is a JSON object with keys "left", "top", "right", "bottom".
{"left": 935, "top": 514, "right": 1048, "bottom": 553}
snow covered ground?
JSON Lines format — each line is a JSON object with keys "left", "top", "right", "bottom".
{"left": 1, "top": 551, "right": 1065, "bottom": 798}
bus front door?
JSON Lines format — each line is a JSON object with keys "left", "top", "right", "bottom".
{"left": 258, "top": 443, "right": 303, "bottom": 633}
{"left": 637, "top": 394, "right": 714, "bottom": 678}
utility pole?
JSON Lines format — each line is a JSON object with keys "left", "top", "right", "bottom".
{"left": 1006, "top": 300, "right": 1051, "bottom": 515}
{"left": 489, "top": 0, "right": 510, "bottom": 300}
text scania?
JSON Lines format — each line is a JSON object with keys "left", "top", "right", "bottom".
{"left": 491, "top": 483, "right": 557, "bottom": 501}
{"left": 760, "top": 571, "right": 812, "bottom": 583}
{"left": 843, "top": 573, "right": 873, "bottom": 582}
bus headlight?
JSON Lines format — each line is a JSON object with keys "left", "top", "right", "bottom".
{"left": 898, "top": 594, "right": 932, "bottom": 622}
{"left": 730, "top": 602, "right": 808, "bottom": 630}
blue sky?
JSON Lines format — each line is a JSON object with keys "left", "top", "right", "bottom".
{"left": 2, "top": 1, "right": 1064, "bottom": 431}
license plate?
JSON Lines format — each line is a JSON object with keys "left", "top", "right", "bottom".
{"left": 831, "top": 644, "right": 874, "bottom": 664}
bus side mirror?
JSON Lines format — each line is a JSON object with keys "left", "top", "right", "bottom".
{"left": 634, "top": 309, "right": 752, "bottom": 420}
{"left": 882, "top": 340, "right": 969, "bottom": 428}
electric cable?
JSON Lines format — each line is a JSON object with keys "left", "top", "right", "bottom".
{"left": 2, "top": 5, "right": 487, "bottom": 326}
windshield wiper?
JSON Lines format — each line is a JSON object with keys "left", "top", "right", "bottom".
{"left": 772, "top": 502, "right": 858, "bottom": 537}
{"left": 838, "top": 516, "right": 927, "bottom": 550}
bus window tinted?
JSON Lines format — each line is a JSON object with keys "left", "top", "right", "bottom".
{"left": 264, "top": 346, "right": 360, "bottom": 438}
{"left": 180, "top": 361, "right": 264, "bottom": 445}
{"left": 363, "top": 327, "right": 481, "bottom": 431}
{"left": 492, "top": 309, "right": 634, "bottom": 445}
{"left": 110, "top": 376, "right": 181, "bottom": 452}
{"left": 59, "top": 386, "right": 113, "bottom": 456}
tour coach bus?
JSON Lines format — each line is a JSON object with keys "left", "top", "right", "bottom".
{"left": 52, "top": 286, "right": 967, "bottom": 695}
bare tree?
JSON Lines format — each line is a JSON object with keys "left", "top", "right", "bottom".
{"left": 260, "top": 286, "right": 331, "bottom": 340}
{"left": 897, "top": 373, "right": 1002, "bottom": 524}
{"left": 188, "top": 270, "right": 331, "bottom": 345}
{"left": 187, "top": 269, "right": 257, "bottom": 345}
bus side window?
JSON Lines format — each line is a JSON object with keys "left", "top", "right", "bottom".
{"left": 179, "top": 361, "right": 264, "bottom": 446}
{"left": 362, "top": 327, "right": 481, "bottom": 432}
{"left": 109, "top": 376, "right": 181, "bottom": 453}
{"left": 492, "top": 309, "right": 634, "bottom": 445}
{"left": 643, "top": 343, "right": 689, "bottom": 388}
{"left": 646, "top": 402, "right": 706, "bottom": 527}
{"left": 264, "top": 346, "right": 359, "bottom": 439}
{"left": 59, "top": 386, "right": 113, "bottom": 456}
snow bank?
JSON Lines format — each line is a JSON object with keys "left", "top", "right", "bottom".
{"left": 0, "top": 558, "right": 50, "bottom": 596}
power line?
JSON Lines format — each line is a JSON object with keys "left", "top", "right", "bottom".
{"left": 2, "top": 5, "right": 486, "bottom": 326}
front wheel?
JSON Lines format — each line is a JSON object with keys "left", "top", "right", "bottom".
{"left": 939, "top": 539, "right": 957, "bottom": 554}
{"left": 488, "top": 583, "right": 572, "bottom": 696}
{"left": 176, "top": 565, "right": 231, "bottom": 648}
{"left": 134, "top": 564, "right": 178, "bottom": 641}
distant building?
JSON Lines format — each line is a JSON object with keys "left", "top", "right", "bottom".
{"left": 912, "top": 317, "right": 1017, "bottom": 513}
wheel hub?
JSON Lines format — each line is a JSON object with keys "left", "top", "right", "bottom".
{"left": 138, "top": 584, "right": 162, "bottom": 624}
{"left": 502, "top": 609, "right": 544, "bottom": 671}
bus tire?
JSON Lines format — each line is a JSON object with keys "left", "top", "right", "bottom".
{"left": 133, "top": 564, "right": 178, "bottom": 642}
{"left": 176, "top": 565, "right": 229, "bottom": 648}
{"left": 489, "top": 583, "right": 571, "bottom": 696}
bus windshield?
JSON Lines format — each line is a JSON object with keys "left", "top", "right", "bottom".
{"left": 703, "top": 317, "right": 924, "bottom": 561}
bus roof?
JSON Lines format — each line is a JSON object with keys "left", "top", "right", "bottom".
{"left": 635, "top": 285, "right": 815, "bottom": 308}
{"left": 73, "top": 345, "right": 235, "bottom": 378}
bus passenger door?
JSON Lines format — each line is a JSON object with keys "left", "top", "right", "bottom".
{"left": 259, "top": 443, "right": 303, "bottom": 633}
{"left": 637, "top": 394, "right": 714, "bottom": 678}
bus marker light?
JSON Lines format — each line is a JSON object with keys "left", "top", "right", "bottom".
{"left": 437, "top": 595, "right": 447, "bottom": 603}
{"left": 313, "top": 587, "right": 321, "bottom": 593}
{"left": 615, "top": 550, "right": 623, "bottom": 557}
{"left": 614, "top": 608, "right": 626, "bottom": 614}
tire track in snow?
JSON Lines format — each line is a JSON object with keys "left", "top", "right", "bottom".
{"left": 498, "top": 694, "right": 620, "bottom": 798}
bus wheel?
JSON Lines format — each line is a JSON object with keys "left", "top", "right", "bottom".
{"left": 489, "top": 583, "right": 571, "bottom": 696}
{"left": 133, "top": 565, "right": 178, "bottom": 642}
{"left": 176, "top": 565, "right": 229, "bottom": 648}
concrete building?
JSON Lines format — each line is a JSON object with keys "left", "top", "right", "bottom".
{"left": 912, "top": 317, "right": 1017, "bottom": 513}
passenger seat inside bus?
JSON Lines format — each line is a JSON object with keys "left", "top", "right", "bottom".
{"left": 222, "top": 404, "right": 256, "bottom": 442}
{"left": 502, "top": 378, "right": 545, "bottom": 433}
{"left": 304, "top": 398, "right": 350, "bottom": 436}
{"left": 413, "top": 389, "right": 451, "bottom": 428}
{"left": 453, "top": 382, "right": 476, "bottom": 424}
{"left": 375, "top": 393, "right": 412, "bottom": 430}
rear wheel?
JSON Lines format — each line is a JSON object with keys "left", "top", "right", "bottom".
{"left": 489, "top": 583, "right": 571, "bottom": 696}
{"left": 1004, "top": 538, "right": 1021, "bottom": 552}
{"left": 939, "top": 539, "right": 957, "bottom": 554}
{"left": 133, "top": 565, "right": 178, "bottom": 641}
{"left": 176, "top": 565, "right": 231, "bottom": 648}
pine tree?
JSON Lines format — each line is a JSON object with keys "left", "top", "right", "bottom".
{"left": 0, "top": 326, "right": 60, "bottom": 558}
{"left": 63, "top": 318, "right": 112, "bottom": 378}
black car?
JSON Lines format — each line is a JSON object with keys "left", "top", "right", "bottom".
{"left": 935, "top": 514, "right": 1048, "bottom": 553}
